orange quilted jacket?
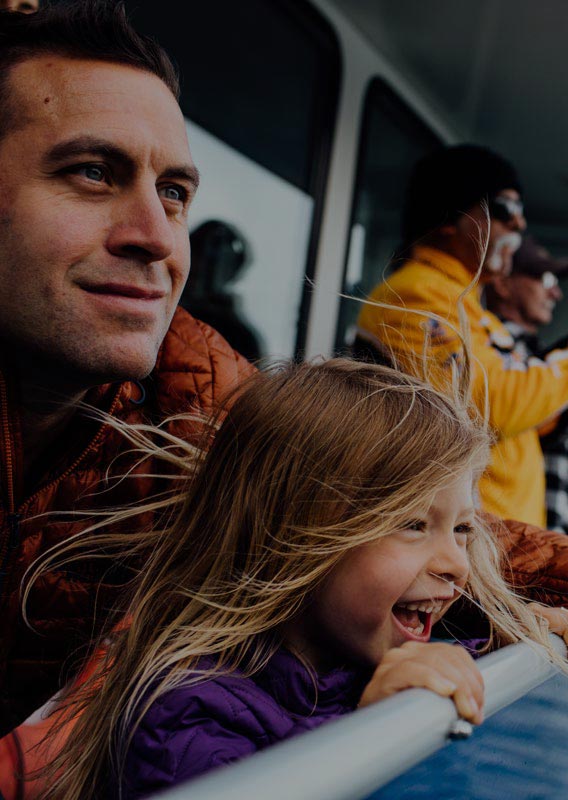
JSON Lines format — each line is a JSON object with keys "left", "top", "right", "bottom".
{"left": 0, "top": 307, "right": 255, "bottom": 734}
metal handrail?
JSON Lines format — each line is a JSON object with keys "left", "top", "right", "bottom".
{"left": 154, "top": 635, "right": 567, "bottom": 800}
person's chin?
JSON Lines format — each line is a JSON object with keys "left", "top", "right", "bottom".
{"left": 82, "top": 336, "right": 161, "bottom": 384}
{"left": 110, "top": 349, "right": 159, "bottom": 381}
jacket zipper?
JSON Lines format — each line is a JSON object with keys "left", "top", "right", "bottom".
{"left": 0, "top": 513, "right": 21, "bottom": 599}
{"left": 0, "top": 373, "right": 16, "bottom": 600}
{"left": 0, "top": 379, "right": 126, "bottom": 607}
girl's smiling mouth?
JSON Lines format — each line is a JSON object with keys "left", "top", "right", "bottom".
{"left": 391, "top": 599, "right": 446, "bottom": 640}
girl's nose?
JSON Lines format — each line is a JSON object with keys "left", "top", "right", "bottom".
{"left": 429, "top": 536, "right": 470, "bottom": 584}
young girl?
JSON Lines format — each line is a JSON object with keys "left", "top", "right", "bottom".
{"left": 36, "top": 358, "right": 568, "bottom": 799}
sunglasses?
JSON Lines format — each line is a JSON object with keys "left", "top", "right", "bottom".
{"left": 540, "top": 271, "right": 559, "bottom": 290}
{"left": 488, "top": 196, "right": 524, "bottom": 223}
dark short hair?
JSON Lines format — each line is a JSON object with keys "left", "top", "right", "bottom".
{"left": 0, "top": 0, "right": 180, "bottom": 138}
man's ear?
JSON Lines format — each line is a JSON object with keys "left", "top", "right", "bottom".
{"left": 438, "top": 223, "right": 457, "bottom": 238}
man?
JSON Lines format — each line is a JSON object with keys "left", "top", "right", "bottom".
{"left": 357, "top": 145, "right": 568, "bottom": 527}
{"left": 0, "top": 1, "right": 253, "bottom": 732}
{"left": 486, "top": 236, "right": 568, "bottom": 532}
{"left": 485, "top": 235, "right": 565, "bottom": 359}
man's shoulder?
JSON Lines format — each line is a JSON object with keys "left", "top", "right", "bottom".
{"left": 157, "top": 307, "right": 252, "bottom": 371}
{"left": 150, "top": 307, "right": 256, "bottom": 414}
{"left": 359, "top": 258, "right": 459, "bottom": 336}
{"left": 369, "top": 258, "right": 451, "bottom": 307}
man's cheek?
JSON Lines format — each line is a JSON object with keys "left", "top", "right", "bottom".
{"left": 42, "top": 218, "right": 100, "bottom": 265}
{"left": 170, "top": 256, "right": 191, "bottom": 300}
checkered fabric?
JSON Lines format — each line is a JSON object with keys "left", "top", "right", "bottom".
{"left": 503, "top": 321, "right": 568, "bottom": 534}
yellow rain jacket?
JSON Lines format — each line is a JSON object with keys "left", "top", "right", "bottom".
{"left": 357, "top": 245, "right": 568, "bottom": 526}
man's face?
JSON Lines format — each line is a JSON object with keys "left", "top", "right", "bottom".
{"left": 454, "top": 189, "right": 526, "bottom": 279}
{"left": 0, "top": 0, "right": 38, "bottom": 12}
{"left": 0, "top": 56, "right": 197, "bottom": 387}
{"left": 500, "top": 272, "right": 563, "bottom": 331}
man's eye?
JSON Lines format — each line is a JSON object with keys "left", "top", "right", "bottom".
{"left": 75, "top": 164, "right": 107, "bottom": 182}
{"left": 159, "top": 185, "right": 187, "bottom": 203}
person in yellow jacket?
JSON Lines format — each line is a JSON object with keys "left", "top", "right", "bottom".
{"left": 357, "top": 144, "right": 568, "bottom": 527}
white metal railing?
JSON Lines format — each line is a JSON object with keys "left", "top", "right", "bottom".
{"left": 154, "top": 634, "right": 567, "bottom": 800}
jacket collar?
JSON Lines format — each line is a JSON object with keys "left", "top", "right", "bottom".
{"left": 0, "top": 365, "right": 139, "bottom": 512}
{"left": 252, "top": 649, "right": 370, "bottom": 717}
{"left": 413, "top": 245, "right": 480, "bottom": 293}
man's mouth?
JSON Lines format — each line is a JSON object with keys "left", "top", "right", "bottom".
{"left": 391, "top": 599, "right": 445, "bottom": 639}
{"left": 81, "top": 282, "right": 166, "bottom": 300}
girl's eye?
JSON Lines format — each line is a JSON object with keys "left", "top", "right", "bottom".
{"left": 404, "top": 520, "right": 426, "bottom": 532}
{"left": 454, "top": 523, "right": 474, "bottom": 536}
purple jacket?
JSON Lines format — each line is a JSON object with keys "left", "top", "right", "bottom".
{"left": 118, "top": 650, "right": 369, "bottom": 799}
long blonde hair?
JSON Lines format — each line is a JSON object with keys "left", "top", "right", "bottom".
{"left": 34, "top": 358, "right": 556, "bottom": 799}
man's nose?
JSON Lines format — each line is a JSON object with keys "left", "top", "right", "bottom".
{"left": 551, "top": 284, "right": 563, "bottom": 302}
{"left": 106, "top": 184, "right": 175, "bottom": 263}
{"left": 509, "top": 209, "right": 527, "bottom": 233}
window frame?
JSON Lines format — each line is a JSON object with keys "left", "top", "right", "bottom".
{"left": 334, "top": 76, "right": 443, "bottom": 352}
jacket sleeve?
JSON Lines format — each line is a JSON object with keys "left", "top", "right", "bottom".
{"left": 125, "top": 718, "right": 258, "bottom": 798}
{"left": 490, "top": 514, "right": 568, "bottom": 605}
{"left": 358, "top": 287, "right": 568, "bottom": 440}
{"left": 124, "top": 683, "right": 269, "bottom": 798}
{"left": 470, "top": 335, "right": 568, "bottom": 439}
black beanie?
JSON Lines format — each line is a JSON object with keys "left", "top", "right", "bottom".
{"left": 402, "top": 144, "right": 522, "bottom": 245}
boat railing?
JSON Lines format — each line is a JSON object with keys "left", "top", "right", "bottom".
{"left": 153, "top": 634, "right": 567, "bottom": 800}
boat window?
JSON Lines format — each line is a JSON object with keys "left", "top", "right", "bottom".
{"left": 335, "top": 78, "right": 442, "bottom": 352}
{"left": 126, "top": 0, "right": 340, "bottom": 359}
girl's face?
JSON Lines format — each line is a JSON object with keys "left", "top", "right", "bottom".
{"left": 286, "top": 472, "right": 474, "bottom": 669}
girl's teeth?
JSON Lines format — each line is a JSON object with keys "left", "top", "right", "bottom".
{"left": 401, "top": 601, "right": 441, "bottom": 614}
{"left": 407, "top": 622, "right": 425, "bottom": 635}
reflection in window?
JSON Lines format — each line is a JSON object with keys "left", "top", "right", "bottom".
{"left": 335, "top": 79, "right": 442, "bottom": 352}
{"left": 180, "top": 220, "right": 263, "bottom": 363}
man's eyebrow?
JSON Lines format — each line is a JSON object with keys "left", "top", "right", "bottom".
{"left": 162, "top": 165, "right": 200, "bottom": 192}
{"left": 43, "top": 135, "right": 200, "bottom": 190}
{"left": 43, "top": 136, "right": 136, "bottom": 168}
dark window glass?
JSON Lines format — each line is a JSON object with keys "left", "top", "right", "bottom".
{"left": 335, "top": 78, "right": 442, "bottom": 352}
{"left": 126, "top": 0, "right": 338, "bottom": 196}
